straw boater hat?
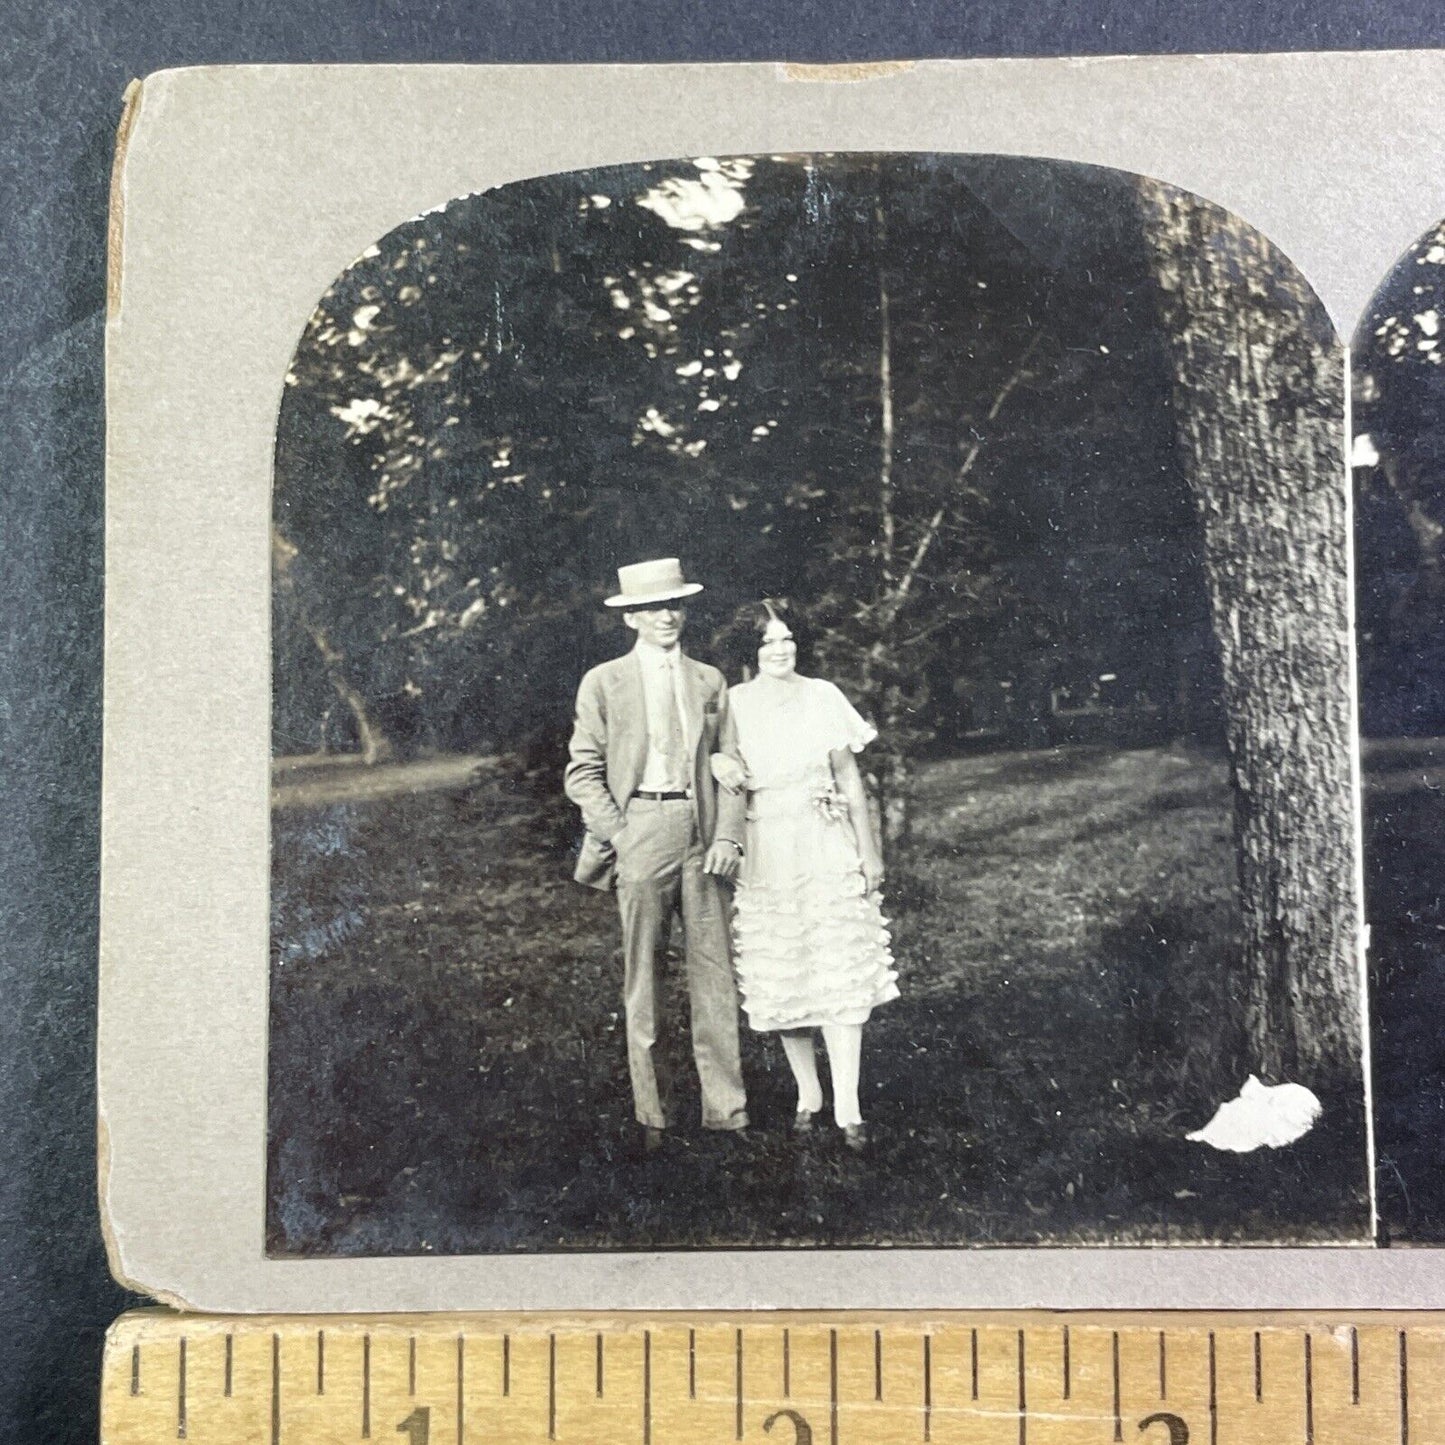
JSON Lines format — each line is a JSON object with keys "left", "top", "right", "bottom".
{"left": 604, "top": 557, "right": 704, "bottom": 609}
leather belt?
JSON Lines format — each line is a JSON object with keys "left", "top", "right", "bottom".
{"left": 633, "top": 790, "right": 690, "bottom": 801}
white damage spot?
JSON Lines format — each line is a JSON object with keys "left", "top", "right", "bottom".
{"left": 1186, "top": 1075, "right": 1321, "bottom": 1152}
{"left": 638, "top": 407, "right": 677, "bottom": 438}
{"left": 347, "top": 304, "right": 382, "bottom": 345}
{"left": 331, "top": 397, "right": 390, "bottom": 437}
{"left": 1350, "top": 433, "right": 1380, "bottom": 468}
{"left": 636, "top": 158, "right": 753, "bottom": 231}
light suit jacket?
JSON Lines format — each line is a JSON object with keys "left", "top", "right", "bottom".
{"left": 564, "top": 650, "right": 746, "bottom": 891}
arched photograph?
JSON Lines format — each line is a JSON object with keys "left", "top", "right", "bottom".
{"left": 267, "top": 153, "right": 1369, "bottom": 1255}
{"left": 1353, "top": 216, "right": 1445, "bottom": 1242}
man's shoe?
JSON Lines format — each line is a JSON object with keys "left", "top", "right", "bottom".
{"left": 842, "top": 1123, "right": 869, "bottom": 1154}
{"left": 793, "top": 1109, "right": 816, "bottom": 1136}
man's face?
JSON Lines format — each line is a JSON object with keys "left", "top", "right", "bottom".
{"left": 625, "top": 604, "right": 686, "bottom": 650}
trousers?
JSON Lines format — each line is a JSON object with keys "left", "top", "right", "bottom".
{"left": 614, "top": 798, "right": 749, "bottom": 1131}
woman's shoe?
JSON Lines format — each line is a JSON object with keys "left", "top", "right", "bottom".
{"left": 793, "top": 1109, "right": 816, "bottom": 1135}
{"left": 842, "top": 1123, "right": 869, "bottom": 1154}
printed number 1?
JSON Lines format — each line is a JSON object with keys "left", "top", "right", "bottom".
{"left": 397, "top": 1407, "right": 430, "bottom": 1445}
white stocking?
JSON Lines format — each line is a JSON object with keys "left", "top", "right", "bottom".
{"left": 780, "top": 1030, "right": 824, "bottom": 1114}
{"left": 822, "top": 1023, "right": 864, "bottom": 1128}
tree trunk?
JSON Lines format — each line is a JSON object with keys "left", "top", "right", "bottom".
{"left": 879, "top": 745, "right": 911, "bottom": 852}
{"left": 876, "top": 203, "right": 896, "bottom": 593}
{"left": 1139, "top": 180, "right": 1361, "bottom": 1091}
{"left": 1172, "top": 642, "right": 1192, "bottom": 744}
{"left": 866, "top": 202, "right": 913, "bottom": 853}
{"left": 272, "top": 527, "right": 394, "bottom": 764}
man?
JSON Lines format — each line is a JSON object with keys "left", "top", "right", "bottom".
{"left": 564, "top": 558, "right": 749, "bottom": 1152}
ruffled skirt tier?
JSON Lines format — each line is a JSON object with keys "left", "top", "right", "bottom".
{"left": 732, "top": 790, "right": 899, "bottom": 1031}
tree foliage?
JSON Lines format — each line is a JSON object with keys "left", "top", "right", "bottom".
{"left": 274, "top": 154, "right": 1214, "bottom": 783}
{"left": 1352, "top": 218, "right": 1445, "bottom": 735}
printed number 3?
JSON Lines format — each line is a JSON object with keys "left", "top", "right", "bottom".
{"left": 397, "top": 1407, "right": 430, "bottom": 1445}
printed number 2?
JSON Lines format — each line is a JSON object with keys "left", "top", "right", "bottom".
{"left": 763, "top": 1408, "right": 814, "bottom": 1445}
{"left": 397, "top": 1407, "right": 430, "bottom": 1445}
{"left": 1138, "top": 1412, "right": 1189, "bottom": 1445}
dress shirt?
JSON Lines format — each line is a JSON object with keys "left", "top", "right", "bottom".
{"left": 634, "top": 639, "right": 691, "bottom": 793}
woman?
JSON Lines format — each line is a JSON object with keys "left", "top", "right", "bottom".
{"left": 716, "top": 600, "right": 899, "bottom": 1150}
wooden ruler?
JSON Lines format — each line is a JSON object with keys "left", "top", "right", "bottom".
{"left": 102, "top": 1311, "right": 1437, "bottom": 1445}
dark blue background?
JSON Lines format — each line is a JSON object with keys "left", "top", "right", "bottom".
{"left": 4, "top": 6, "right": 1445, "bottom": 1442}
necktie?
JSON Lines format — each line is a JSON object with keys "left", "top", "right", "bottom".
{"left": 661, "top": 655, "right": 686, "bottom": 774}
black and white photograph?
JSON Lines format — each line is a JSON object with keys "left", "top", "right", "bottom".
{"left": 266, "top": 152, "right": 1370, "bottom": 1256}
{"left": 1353, "top": 215, "right": 1445, "bottom": 1243}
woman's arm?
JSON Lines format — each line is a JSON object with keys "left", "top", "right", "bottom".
{"left": 710, "top": 694, "right": 751, "bottom": 796}
{"left": 832, "top": 746, "right": 885, "bottom": 892}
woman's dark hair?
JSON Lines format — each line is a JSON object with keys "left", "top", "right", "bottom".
{"left": 718, "top": 597, "right": 811, "bottom": 680}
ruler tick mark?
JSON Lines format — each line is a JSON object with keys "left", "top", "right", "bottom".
{"left": 1208, "top": 1331, "right": 1218, "bottom": 1445}
{"left": 317, "top": 1329, "right": 325, "bottom": 1395}
{"left": 224, "top": 1334, "right": 233, "bottom": 1398}
{"left": 1304, "top": 1333, "right": 1314, "bottom": 1445}
{"left": 688, "top": 1328, "right": 696, "bottom": 1400}
{"left": 736, "top": 1328, "right": 744, "bottom": 1441}
{"left": 131, "top": 1343, "right": 140, "bottom": 1397}
{"left": 971, "top": 1329, "right": 979, "bottom": 1401}
{"left": 271, "top": 1334, "right": 281, "bottom": 1445}
{"left": 549, "top": 1333, "right": 557, "bottom": 1441}
{"left": 362, "top": 1334, "right": 371, "bottom": 1439}
{"left": 1158, "top": 1330, "right": 1166, "bottom": 1399}
{"left": 596, "top": 1332, "right": 604, "bottom": 1398}
{"left": 456, "top": 1335, "right": 465, "bottom": 1445}
{"left": 1062, "top": 1325, "right": 1070, "bottom": 1400}
{"left": 1351, "top": 1326, "right": 1359, "bottom": 1405}
{"left": 409, "top": 1336, "right": 417, "bottom": 1397}
{"left": 874, "top": 1329, "right": 882, "bottom": 1402}
{"left": 644, "top": 1331, "right": 653, "bottom": 1445}
{"left": 1016, "top": 1329, "right": 1026, "bottom": 1445}
{"left": 502, "top": 1334, "right": 510, "bottom": 1397}
{"left": 923, "top": 1334, "right": 932, "bottom": 1443}
{"left": 453, "top": 1335, "right": 465, "bottom": 1445}
{"left": 178, "top": 1337, "right": 187, "bottom": 1439}
{"left": 829, "top": 1329, "right": 839, "bottom": 1445}
{"left": 1111, "top": 1331, "right": 1122, "bottom": 1443}
{"left": 1399, "top": 1329, "right": 1409, "bottom": 1445}
{"left": 783, "top": 1328, "right": 790, "bottom": 1398}
{"left": 1254, "top": 1330, "right": 1262, "bottom": 1402}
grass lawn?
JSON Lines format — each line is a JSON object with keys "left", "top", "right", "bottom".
{"left": 1363, "top": 738, "right": 1445, "bottom": 1240}
{"left": 268, "top": 743, "right": 1370, "bottom": 1255}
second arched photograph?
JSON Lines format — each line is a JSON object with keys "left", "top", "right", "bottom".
{"left": 267, "top": 151, "right": 1370, "bottom": 1254}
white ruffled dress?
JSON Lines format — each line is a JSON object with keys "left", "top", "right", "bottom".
{"left": 728, "top": 675, "right": 900, "bottom": 1031}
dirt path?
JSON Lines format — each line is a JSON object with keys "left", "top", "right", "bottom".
{"left": 271, "top": 753, "right": 494, "bottom": 810}
{"left": 1363, "top": 736, "right": 1445, "bottom": 798}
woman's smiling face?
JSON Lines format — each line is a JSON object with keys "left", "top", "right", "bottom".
{"left": 757, "top": 616, "right": 798, "bottom": 679}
